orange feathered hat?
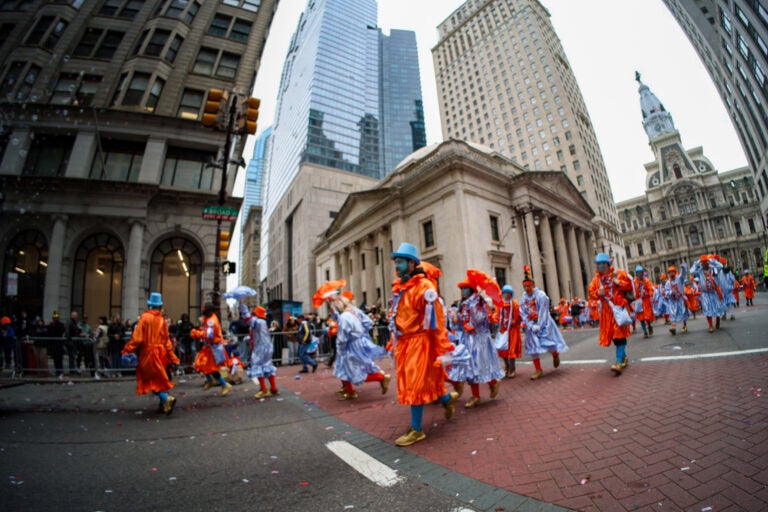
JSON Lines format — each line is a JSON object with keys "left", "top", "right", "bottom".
{"left": 668, "top": 265, "right": 677, "bottom": 273}
{"left": 660, "top": 273, "right": 667, "bottom": 280}
{"left": 312, "top": 279, "right": 347, "bottom": 308}
{"left": 457, "top": 278, "right": 474, "bottom": 289}
{"left": 252, "top": 306, "right": 266, "bottom": 319}
{"left": 342, "top": 290, "right": 354, "bottom": 301}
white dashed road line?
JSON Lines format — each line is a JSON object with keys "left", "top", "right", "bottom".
{"left": 326, "top": 440, "right": 404, "bottom": 488}
{"left": 640, "top": 347, "right": 768, "bottom": 362}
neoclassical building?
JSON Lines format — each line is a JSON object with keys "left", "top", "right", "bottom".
{"left": 0, "top": 0, "right": 278, "bottom": 323}
{"left": 314, "top": 139, "right": 600, "bottom": 311}
{"left": 617, "top": 76, "right": 766, "bottom": 280}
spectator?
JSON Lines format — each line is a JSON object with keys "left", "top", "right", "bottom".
{"left": 175, "top": 314, "right": 195, "bottom": 371}
{"left": 65, "top": 311, "right": 83, "bottom": 375}
{"left": 1, "top": 316, "right": 16, "bottom": 370}
{"left": 47, "top": 311, "right": 66, "bottom": 377}
{"left": 284, "top": 316, "right": 299, "bottom": 365}
{"left": 297, "top": 314, "right": 317, "bottom": 373}
{"left": 77, "top": 314, "right": 98, "bottom": 377}
{"left": 95, "top": 316, "right": 110, "bottom": 373}
{"left": 108, "top": 315, "right": 126, "bottom": 376}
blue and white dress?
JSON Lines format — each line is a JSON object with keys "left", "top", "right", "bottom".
{"left": 664, "top": 264, "right": 689, "bottom": 323}
{"left": 690, "top": 259, "right": 725, "bottom": 318}
{"left": 333, "top": 310, "right": 385, "bottom": 386}
{"left": 717, "top": 267, "right": 737, "bottom": 313}
{"left": 519, "top": 288, "right": 569, "bottom": 356}
{"left": 247, "top": 316, "right": 276, "bottom": 379}
{"left": 457, "top": 294, "right": 505, "bottom": 384}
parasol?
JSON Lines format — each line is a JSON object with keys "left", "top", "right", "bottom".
{"left": 312, "top": 279, "right": 347, "bottom": 308}
{"left": 223, "top": 285, "right": 257, "bottom": 300}
{"left": 466, "top": 269, "right": 503, "bottom": 309}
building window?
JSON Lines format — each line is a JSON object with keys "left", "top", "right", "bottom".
{"left": 735, "top": 221, "right": 742, "bottom": 236}
{"left": 98, "top": 0, "right": 145, "bottom": 18}
{"left": 122, "top": 72, "right": 150, "bottom": 106}
{"left": 73, "top": 28, "right": 125, "bottom": 59}
{"left": 165, "top": 34, "right": 183, "bottom": 63}
{"left": 494, "top": 267, "right": 507, "bottom": 287}
{"left": 568, "top": 144, "right": 576, "bottom": 155}
{"left": 361, "top": 253, "right": 366, "bottom": 271}
{"left": 25, "top": 16, "right": 68, "bottom": 50}
{"left": 89, "top": 138, "right": 144, "bottom": 181}
{"left": 636, "top": 243, "right": 644, "bottom": 256}
{"left": 422, "top": 220, "right": 435, "bottom": 248}
{"left": 192, "top": 47, "right": 239, "bottom": 78}
{"left": 625, "top": 245, "right": 631, "bottom": 258}
{"left": 490, "top": 215, "right": 500, "bottom": 242}
{"left": 156, "top": 0, "right": 199, "bottom": 24}
{"left": 161, "top": 146, "right": 216, "bottom": 190}
{"left": 573, "top": 160, "right": 580, "bottom": 171}
{"left": 50, "top": 73, "right": 101, "bottom": 106}
{"left": 689, "top": 226, "right": 700, "bottom": 245}
{"left": 144, "top": 29, "right": 170, "bottom": 57}
{"left": 23, "top": 134, "right": 75, "bottom": 176}
{"left": 748, "top": 218, "right": 756, "bottom": 233}
{"left": 650, "top": 240, "right": 656, "bottom": 254}
{"left": 222, "top": 0, "right": 260, "bottom": 11}
{"left": 145, "top": 77, "right": 164, "bottom": 112}
{"left": 208, "top": 14, "right": 231, "bottom": 36}
{"left": 176, "top": 88, "right": 204, "bottom": 119}
{"left": 15, "top": 64, "right": 41, "bottom": 102}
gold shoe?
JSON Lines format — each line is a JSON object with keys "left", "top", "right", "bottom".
{"left": 395, "top": 428, "right": 426, "bottom": 446}
{"left": 506, "top": 371, "right": 516, "bottom": 379}
{"left": 337, "top": 391, "right": 358, "bottom": 401}
{"left": 464, "top": 396, "right": 481, "bottom": 408}
{"left": 611, "top": 363, "right": 623, "bottom": 375}
{"left": 221, "top": 383, "right": 232, "bottom": 396}
{"left": 552, "top": 352, "right": 560, "bottom": 368}
{"left": 489, "top": 380, "right": 501, "bottom": 399}
{"left": 708, "top": 326, "right": 714, "bottom": 333}
{"left": 530, "top": 370, "right": 543, "bottom": 380}
{"left": 669, "top": 328, "right": 676, "bottom": 336}
{"left": 254, "top": 390, "right": 272, "bottom": 399}
{"left": 620, "top": 356, "right": 628, "bottom": 369}
{"left": 163, "top": 396, "right": 176, "bottom": 415}
{"left": 443, "top": 391, "right": 459, "bottom": 419}
{"left": 335, "top": 386, "right": 347, "bottom": 395}
{"left": 681, "top": 326, "right": 688, "bottom": 334}
{"left": 380, "top": 373, "right": 391, "bottom": 395}
{"left": 202, "top": 381, "right": 214, "bottom": 391}
{"left": 453, "top": 381, "right": 464, "bottom": 398}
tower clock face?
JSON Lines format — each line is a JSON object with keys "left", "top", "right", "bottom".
{"left": 654, "top": 123, "right": 662, "bottom": 133}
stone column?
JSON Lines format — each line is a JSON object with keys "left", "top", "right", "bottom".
{"left": 123, "top": 220, "right": 145, "bottom": 322}
{"left": 351, "top": 243, "right": 362, "bottom": 300}
{"left": 333, "top": 252, "right": 342, "bottom": 280}
{"left": 0, "top": 128, "right": 31, "bottom": 176}
{"left": 576, "top": 228, "right": 591, "bottom": 293}
{"left": 566, "top": 224, "right": 584, "bottom": 298}
{"left": 538, "top": 215, "right": 559, "bottom": 301}
{"left": 44, "top": 215, "right": 67, "bottom": 320}
{"left": 552, "top": 219, "right": 571, "bottom": 299}
{"left": 524, "top": 211, "right": 543, "bottom": 286}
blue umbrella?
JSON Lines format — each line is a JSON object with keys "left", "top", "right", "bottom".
{"left": 223, "top": 285, "right": 257, "bottom": 300}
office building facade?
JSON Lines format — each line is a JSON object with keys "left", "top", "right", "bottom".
{"left": 663, "top": 0, "right": 768, "bottom": 228}
{"left": 0, "top": 0, "right": 278, "bottom": 323}
{"left": 263, "top": 0, "right": 425, "bottom": 305}
{"left": 432, "top": 0, "right": 625, "bottom": 265}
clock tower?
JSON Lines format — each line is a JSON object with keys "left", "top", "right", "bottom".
{"left": 636, "top": 71, "right": 676, "bottom": 140}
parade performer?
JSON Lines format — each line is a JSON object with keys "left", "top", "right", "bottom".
{"left": 191, "top": 303, "right": 232, "bottom": 396}
{"left": 690, "top": 255, "right": 724, "bottom": 332}
{"left": 455, "top": 270, "right": 505, "bottom": 408}
{"left": 556, "top": 298, "right": 572, "bottom": 329}
{"left": 496, "top": 285, "right": 522, "bottom": 378}
{"left": 519, "top": 266, "right": 568, "bottom": 380}
{"left": 586, "top": 297, "right": 600, "bottom": 327}
{"left": 248, "top": 306, "right": 279, "bottom": 398}
{"left": 717, "top": 258, "right": 738, "bottom": 321}
{"left": 632, "top": 265, "right": 655, "bottom": 338}
{"left": 732, "top": 275, "right": 741, "bottom": 308}
{"left": 684, "top": 277, "right": 701, "bottom": 319}
{"left": 664, "top": 264, "right": 689, "bottom": 335}
{"left": 121, "top": 293, "right": 179, "bottom": 414}
{"left": 652, "top": 274, "right": 668, "bottom": 322}
{"left": 588, "top": 253, "right": 633, "bottom": 374}
{"left": 388, "top": 243, "right": 459, "bottom": 446}
{"left": 741, "top": 270, "right": 757, "bottom": 306}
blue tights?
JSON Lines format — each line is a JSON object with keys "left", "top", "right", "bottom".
{"left": 410, "top": 393, "right": 452, "bottom": 431}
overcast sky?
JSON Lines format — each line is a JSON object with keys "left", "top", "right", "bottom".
{"left": 238, "top": 0, "right": 746, "bottom": 205}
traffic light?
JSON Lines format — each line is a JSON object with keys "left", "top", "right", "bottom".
{"left": 222, "top": 261, "right": 236, "bottom": 275}
{"left": 238, "top": 96, "right": 260, "bottom": 134}
{"left": 202, "top": 89, "right": 228, "bottom": 129}
{"left": 218, "top": 231, "right": 230, "bottom": 258}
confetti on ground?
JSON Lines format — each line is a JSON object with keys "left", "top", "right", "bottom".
{"left": 612, "top": 428, "right": 618, "bottom": 432}
{"left": 299, "top": 481, "right": 309, "bottom": 486}
{"left": 169, "top": 477, "right": 177, "bottom": 481}
{"left": 271, "top": 471, "right": 279, "bottom": 475}
{"left": 681, "top": 467, "right": 690, "bottom": 471}
{"left": 471, "top": 450, "right": 477, "bottom": 455}
{"left": 701, "top": 507, "right": 712, "bottom": 512}
{"left": 580, "top": 474, "right": 591, "bottom": 485}
{"left": 151, "top": 468, "right": 158, "bottom": 472}
{"left": 486, "top": 438, "right": 494, "bottom": 441}
{"left": 242, "top": 479, "right": 249, "bottom": 483}
{"left": 105, "top": 490, "right": 113, "bottom": 493}
{"left": 325, "top": 426, "right": 334, "bottom": 430}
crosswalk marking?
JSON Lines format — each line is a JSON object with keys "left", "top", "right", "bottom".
{"left": 326, "top": 440, "right": 404, "bottom": 488}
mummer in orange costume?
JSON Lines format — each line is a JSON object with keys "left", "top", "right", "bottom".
{"left": 388, "top": 242, "right": 459, "bottom": 447}
{"left": 192, "top": 303, "right": 232, "bottom": 396}
{"left": 121, "top": 293, "right": 180, "bottom": 414}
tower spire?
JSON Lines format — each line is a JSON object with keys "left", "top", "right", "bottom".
{"left": 637, "top": 72, "right": 675, "bottom": 139}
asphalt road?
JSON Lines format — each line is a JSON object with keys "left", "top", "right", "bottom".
{"left": 0, "top": 379, "right": 479, "bottom": 512}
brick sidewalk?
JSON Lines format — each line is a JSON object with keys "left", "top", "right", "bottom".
{"left": 277, "top": 353, "right": 768, "bottom": 511}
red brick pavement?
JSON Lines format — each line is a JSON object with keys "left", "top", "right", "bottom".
{"left": 276, "top": 353, "right": 768, "bottom": 511}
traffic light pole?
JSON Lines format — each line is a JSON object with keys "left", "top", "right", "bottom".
{"left": 212, "top": 95, "right": 239, "bottom": 316}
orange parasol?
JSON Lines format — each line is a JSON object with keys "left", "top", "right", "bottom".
{"left": 312, "top": 279, "right": 347, "bottom": 308}
{"left": 466, "top": 269, "right": 503, "bottom": 309}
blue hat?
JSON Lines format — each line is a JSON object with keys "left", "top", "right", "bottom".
{"left": 121, "top": 353, "right": 138, "bottom": 368}
{"left": 635, "top": 265, "right": 643, "bottom": 273}
{"left": 147, "top": 292, "right": 163, "bottom": 307}
{"left": 501, "top": 285, "right": 515, "bottom": 295}
{"left": 391, "top": 242, "right": 420, "bottom": 264}
{"left": 595, "top": 252, "right": 611, "bottom": 264}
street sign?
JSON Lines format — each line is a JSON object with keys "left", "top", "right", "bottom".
{"left": 202, "top": 205, "right": 238, "bottom": 221}
{"left": 222, "top": 261, "right": 236, "bottom": 275}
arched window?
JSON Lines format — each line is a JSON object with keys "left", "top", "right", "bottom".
{"left": 689, "top": 226, "right": 700, "bottom": 246}
{"left": 2, "top": 230, "right": 48, "bottom": 318}
{"left": 72, "top": 233, "right": 124, "bottom": 322}
{"left": 149, "top": 237, "right": 202, "bottom": 321}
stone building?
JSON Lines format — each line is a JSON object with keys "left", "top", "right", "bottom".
{"left": 0, "top": 0, "right": 278, "bottom": 323}
{"left": 617, "top": 76, "right": 766, "bottom": 280}
{"left": 314, "top": 139, "right": 599, "bottom": 312}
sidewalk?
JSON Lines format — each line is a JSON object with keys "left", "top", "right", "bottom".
{"left": 279, "top": 343, "right": 768, "bottom": 511}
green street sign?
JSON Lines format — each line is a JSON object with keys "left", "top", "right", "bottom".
{"left": 202, "top": 205, "right": 238, "bottom": 221}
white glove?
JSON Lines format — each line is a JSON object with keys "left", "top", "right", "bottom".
{"left": 532, "top": 325, "right": 541, "bottom": 333}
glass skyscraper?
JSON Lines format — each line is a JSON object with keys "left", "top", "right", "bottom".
{"left": 244, "top": 126, "right": 273, "bottom": 215}
{"left": 263, "top": 0, "right": 425, "bottom": 227}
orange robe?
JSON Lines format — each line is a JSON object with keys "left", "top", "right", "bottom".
{"left": 497, "top": 299, "right": 522, "bottom": 359}
{"left": 587, "top": 299, "right": 600, "bottom": 321}
{"left": 556, "top": 301, "right": 571, "bottom": 324}
{"left": 633, "top": 277, "right": 655, "bottom": 322}
{"left": 392, "top": 273, "right": 453, "bottom": 405}
{"left": 684, "top": 283, "right": 701, "bottom": 313}
{"left": 191, "top": 314, "right": 228, "bottom": 374}
{"left": 122, "top": 309, "right": 179, "bottom": 395}
{"left": 741, "top": 275, "right": 757, "bottom": 299}
{"left": 588, "top": 267, "right": 633, "bottom": 347}
{"left": 732, "top": 280, "right": 741, "bottom": 302}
